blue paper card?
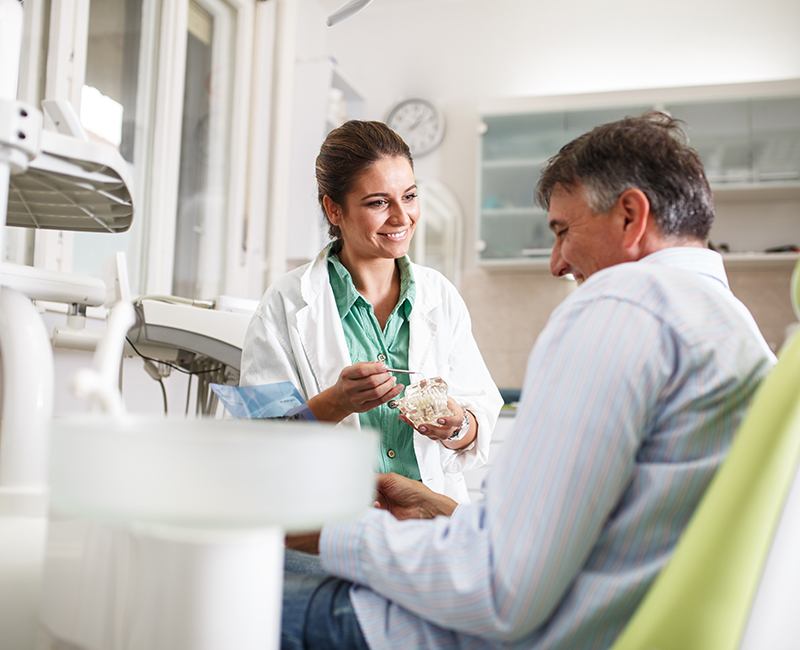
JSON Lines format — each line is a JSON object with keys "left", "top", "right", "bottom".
{"left": 210, "top": 382, "right": 315, "bottom": 421}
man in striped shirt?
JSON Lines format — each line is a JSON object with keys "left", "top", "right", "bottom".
{"left": 281, "top": 112, "right": 775, "bottom": 649}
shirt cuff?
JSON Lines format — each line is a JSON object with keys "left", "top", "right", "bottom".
{"left": 319, "top": 508, "right": 385, "bottom": 585}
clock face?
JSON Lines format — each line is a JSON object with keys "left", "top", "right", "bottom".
{"left": 385, "top": 99, "right": 446, "bottom": 158}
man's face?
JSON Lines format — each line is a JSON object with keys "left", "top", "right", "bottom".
{"left": 547, "top": 183, "right": 632, "bottom": 284}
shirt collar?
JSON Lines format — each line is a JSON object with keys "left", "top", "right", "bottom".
{"left": 396, "top": 255, "right": 416, "bottom": 318}
{"left": 327, "top": 252, "right": 416, "bottom": 319}
{"left": 639, "top": 247, "right": 730, "bottom": 290}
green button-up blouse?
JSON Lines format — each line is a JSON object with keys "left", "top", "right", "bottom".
{"left": 327, "top": 252, "right": 421, "bottom": 480}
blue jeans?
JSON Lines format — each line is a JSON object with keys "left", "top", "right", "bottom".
{"left": 281, "top": 549, "right": 370, "bottom": 650}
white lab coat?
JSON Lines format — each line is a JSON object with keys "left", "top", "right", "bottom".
{"left": 240, "top": 246, "right": 503, "bottom": 502}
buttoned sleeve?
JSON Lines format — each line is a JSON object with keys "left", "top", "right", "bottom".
{"left": 321, "top": 294, "right": 677, "bottom": 641}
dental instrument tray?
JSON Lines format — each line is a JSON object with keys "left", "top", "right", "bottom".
{"left": 7, "top": 129, "right": 133, "bottom": 232}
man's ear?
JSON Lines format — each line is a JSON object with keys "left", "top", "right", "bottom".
{"left": 322, "top": 195, "right": 343, "bottom": 225}
{"left": 617, "top": 188, "right": 650, "bottom": 249}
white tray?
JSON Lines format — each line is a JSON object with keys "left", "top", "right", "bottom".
{"left": 7, "top": 130, "right": 133, "bottom": 233}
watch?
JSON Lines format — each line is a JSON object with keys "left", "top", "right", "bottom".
{"left": 448, "top": 409, "right": 471, "bottom": 441}
{"left": 385, "top": 98, "right": 446, "bottom": 158}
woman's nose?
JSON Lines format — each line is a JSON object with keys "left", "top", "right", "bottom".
{"left": 388, "top": 201, "right": 412, "bottom": 224}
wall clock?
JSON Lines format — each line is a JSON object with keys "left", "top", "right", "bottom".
{"left": 385, "top": 98, "right": 446, "bottom": 158}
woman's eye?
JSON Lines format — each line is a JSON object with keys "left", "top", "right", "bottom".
{"left": 367, "top": 199, "right": 388, "bottom": 208}
{"left": 403, "top": 192, "right": 418, "bottom": 202}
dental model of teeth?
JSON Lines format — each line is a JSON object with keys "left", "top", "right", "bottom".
{"left": 396, "top": 377, "right": 453, "bottom": 428}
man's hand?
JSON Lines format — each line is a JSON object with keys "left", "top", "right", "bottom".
{"left": 375, "top": 473, "right": 458, "bottom": 520}
{"left": 285, "top": 531, "right": 321, "bottom": 554}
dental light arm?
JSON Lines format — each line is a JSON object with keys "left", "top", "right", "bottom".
{"left": 326, "top": 0, "right": 374, "bottom": 26}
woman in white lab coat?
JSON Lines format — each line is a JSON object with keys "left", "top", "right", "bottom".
{"left": 240, "top": 121, "right": 501, "bottom": 502}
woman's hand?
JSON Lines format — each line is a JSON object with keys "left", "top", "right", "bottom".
{"left": 333, "top": 362, "right": 404, "bottom": 413}
{"left": 401, "top": 397, "right": 467, "bottom": 442}
{"left": 308, "top": 362, "right": 403, "bottom": 422}
{"left": 374, "top": 473, "right": 457, "bottom": 520}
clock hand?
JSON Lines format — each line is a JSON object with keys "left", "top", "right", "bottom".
{"left": 407, "top": 114, "right": 425, "bottom": 131}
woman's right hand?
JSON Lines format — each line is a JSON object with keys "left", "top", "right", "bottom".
{"left": 333, "top": 362, "right": 403, "bottom": 414}
{"left": 308, "top": 362, "right": 403, "bottom": 422}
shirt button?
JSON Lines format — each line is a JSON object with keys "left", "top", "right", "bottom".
{"left": 377, "top": 353, "right": 387, "bottom": 362}
{"left": 388, "top": 400, "right": 398, "bottom": 409}
{"left": 387, "top": 449, "right": 396, "bottom": 459}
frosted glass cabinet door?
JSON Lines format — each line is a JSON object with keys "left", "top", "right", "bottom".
{"left": 666, "top": 100, "right": 752, "bottom": 184}
{"left": 667, "top": 97, "right": 800, "bottom": 186}
{"left": 751, "top": 97, "right": 800, "bottom": 183}
{"left": 561, "top": 106, "right": 651, "bottom": 143}
{"left": 479, "top": 113, "right": 556, "bottom": 259}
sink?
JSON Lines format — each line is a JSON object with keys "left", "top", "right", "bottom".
{"left": 48, "top": 416, "right": 376, "bottom": 531}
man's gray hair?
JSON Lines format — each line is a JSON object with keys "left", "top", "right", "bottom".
{"left": 536, "top": 112, "right": 714, "bottom": 240}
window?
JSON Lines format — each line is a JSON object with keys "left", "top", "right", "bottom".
{"left": 71, "top": 0, "right": 156, "bottom": 292}
{"left": 172, "top": 0, "right": 233, "bottom": 299}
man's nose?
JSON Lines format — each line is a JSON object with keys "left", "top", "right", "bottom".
{"left": 550, "top": 241, "right": 568, "bottom": 277}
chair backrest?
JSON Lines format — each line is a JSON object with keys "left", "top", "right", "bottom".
{"left": 612, "top": 286, "right": 800, "bottom": 650}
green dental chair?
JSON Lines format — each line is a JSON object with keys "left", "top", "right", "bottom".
{"left": 613, "top": 259, "right": 800, "bottom": 650}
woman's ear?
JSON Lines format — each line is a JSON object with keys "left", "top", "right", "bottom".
{"left": 322, "top": 195, "right": 343, "bottom": 226}
{"left": 617, "top": 188, "right": 650, "bottom": 249}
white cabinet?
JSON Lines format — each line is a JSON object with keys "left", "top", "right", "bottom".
{"left": 287, "top": 57, "right": 363, "bottom": 265}
{"left": 477, "top": 80, "right": 800, "bottom": 269}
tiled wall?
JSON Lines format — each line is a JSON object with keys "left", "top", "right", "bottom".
{"left": 461, "top": 263, "right": 797, "bottom": 389}
{"left": 460, "top": 269, "right": 575, "bottom": 388}
{"left": 726, "top": 265, "right": 797, "bottom": 352}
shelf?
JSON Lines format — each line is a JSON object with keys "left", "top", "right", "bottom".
{"left": 477, "top": 252, "right": 798, "bottom": 273}
{"left": 482, "top": 158, "right": 545, "bottom": 170}
{"left": 481, "top": 207, "right": 542, "bottom": 217}
{"left": 712, "top": 182, "right": 800, "bottom": 202}
{"left": 478, "top": 257, "right": 554, "bottom": 272}
{"left": 722, "top": 252, "right": 799, "bottom": 269}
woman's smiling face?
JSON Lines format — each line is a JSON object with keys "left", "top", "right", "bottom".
{"left": 327, "top": 155, "right": 419, "bottom": 263}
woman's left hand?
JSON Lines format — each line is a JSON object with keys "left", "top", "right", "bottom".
{"left": 401, "top": 397, "right": 465, "bottom": 442}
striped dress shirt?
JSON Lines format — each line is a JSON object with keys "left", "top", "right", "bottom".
{"left": 320, "top": 247, "right": 775, "bottom": 649}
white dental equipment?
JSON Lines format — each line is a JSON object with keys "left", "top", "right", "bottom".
{"left": 127, "top": 296, "right": 255, "bottom": 415}
{"left": 0, "top": 3, "right": 376, "bottom": 647}
{"left": 326, "top": 0, "right": 374, "bottom": 26}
